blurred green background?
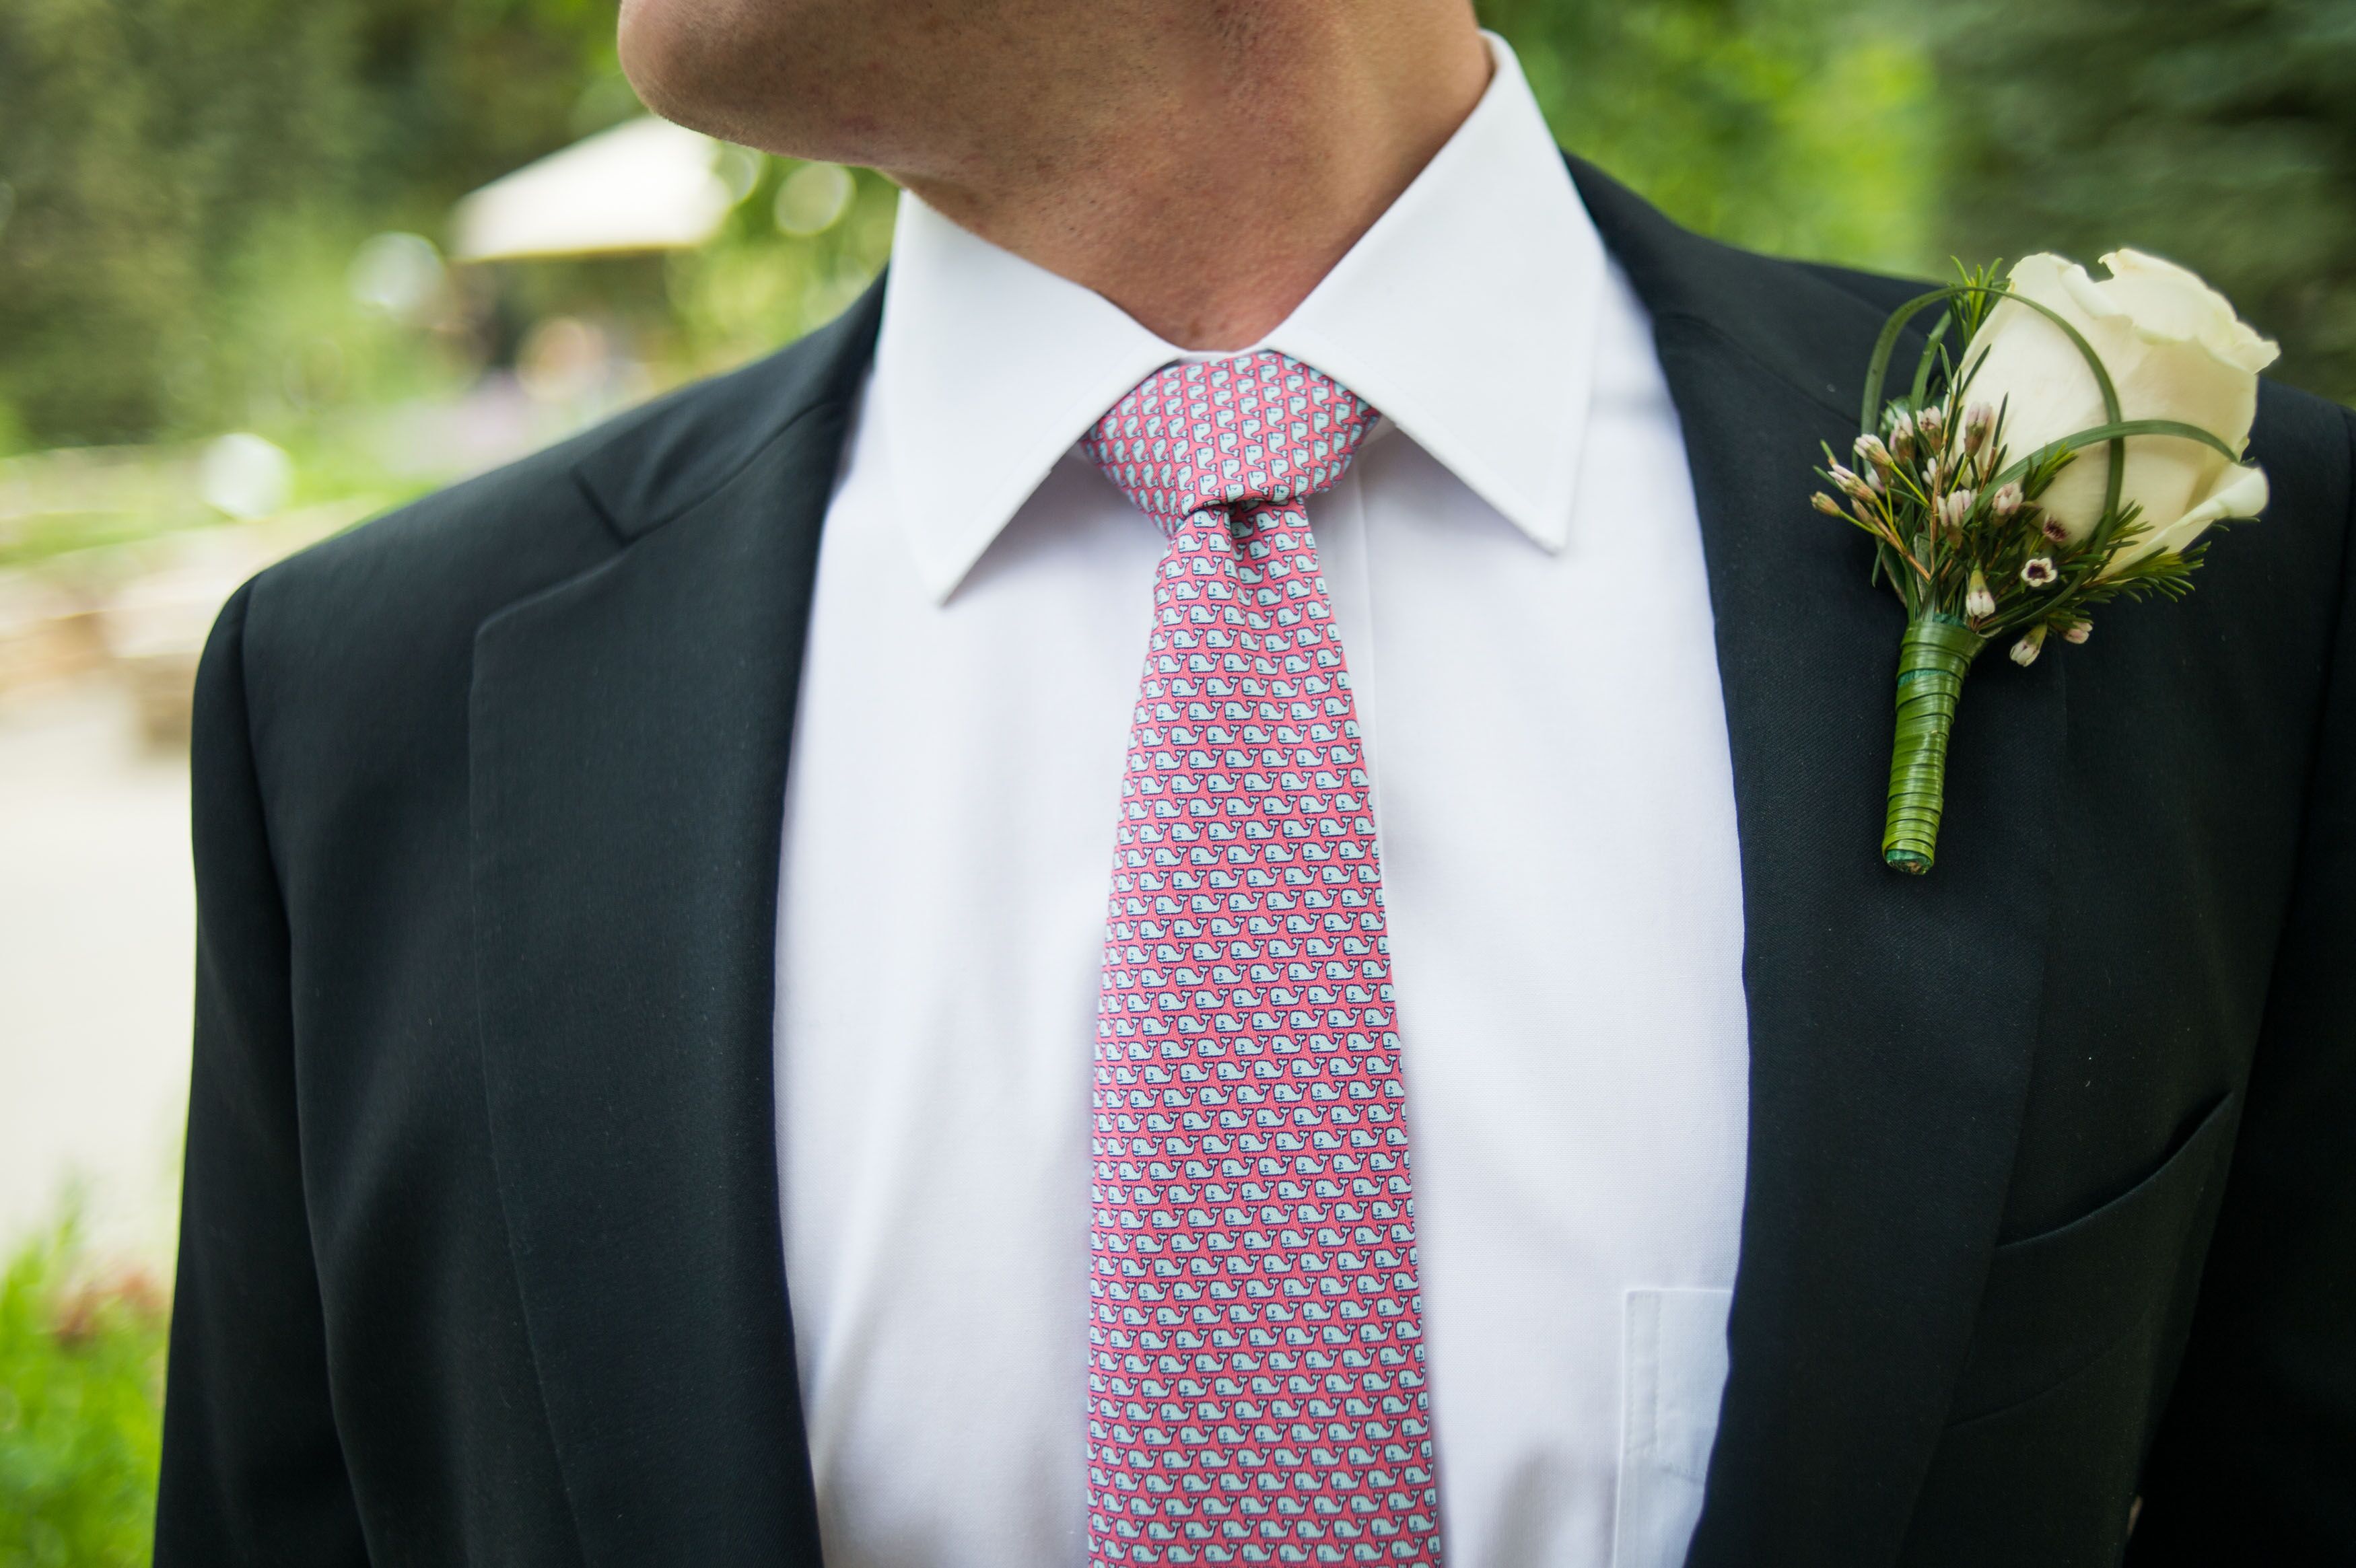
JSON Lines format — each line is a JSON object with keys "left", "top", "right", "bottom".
{"left": 5, "top": 0, "right": 2353, "bottom": 461}
{"left": 1, "top": 0, "right": 2350, "bottom": 1560}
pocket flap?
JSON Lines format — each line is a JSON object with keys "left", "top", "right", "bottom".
{"left": 1949, "top": 1094, "right": 2236, "bottom": 1422}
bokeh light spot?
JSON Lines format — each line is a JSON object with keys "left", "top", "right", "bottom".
{"left": 347, "top": 232, "right": 446, "bottom": 322}
{"left": 774, "top": 163, "right": 855, "bottom": 237}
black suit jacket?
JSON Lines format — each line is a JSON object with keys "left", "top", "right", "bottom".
{"left": 155, "top": 161, "right": 2356, "bottom": 1567}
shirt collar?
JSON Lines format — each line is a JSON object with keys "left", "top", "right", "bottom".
{"left": 870, "top": 32, "right": 1607, "bottom": 602}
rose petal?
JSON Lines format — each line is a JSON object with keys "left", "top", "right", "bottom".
{"left": 2099, "top": 250, "right": 2281, "bottom": 375}
{"left": 2108, "top": 461, "right": 2271, "bottom": 570}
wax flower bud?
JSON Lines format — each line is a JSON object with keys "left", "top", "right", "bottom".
{"left": 1855, "top": 433, "right": 1894, "bottom": 474}
{"left": 2011, "top": 625, "right": 2048, "bottom": 666}
{"left": 1941, "top": 489, "right": 1976, "bottom": 530}
{"left": 1830, "top": 464, "right": 1873, "bottom": 502}
{"left": 1887, "top": 408, "right": 1917, "bottom": 462}
{"left": 1966, "top": 569, "right": 1995, "bottom": 620}
{"left": 1917, "top": 404, "right": 1947, "bottom": 452}
{"left": 1990, "top": 483, "right": 2023, "bottom": 522}
{"left": 1811, "top": 492, "right": 1845, "bottom": 518}
{"left": 1963, "top": 402, "right": 1995, "bottom": 455}
{"left": 2063, "top": 619, "right": 2092, "bottom": 644}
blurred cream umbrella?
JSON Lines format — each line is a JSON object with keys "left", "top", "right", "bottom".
{"left": 450, "top": 116, "right": 744, "bottom": 262}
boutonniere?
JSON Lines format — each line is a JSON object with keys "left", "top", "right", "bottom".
{"left": 1815, "top": 250, "right": 2280, "bottom": 874}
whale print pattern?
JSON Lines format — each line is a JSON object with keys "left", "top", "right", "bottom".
{"left": 1078, "top": 353, "right": 1445, "bottom": 1567}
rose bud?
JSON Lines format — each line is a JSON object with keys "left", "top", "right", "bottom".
{"left": 2020, "top": 556, "right": 2058, "bottom": 587}
{"left": 2064, "top": 619, "right": 2092, "bottom": 644}
{"left": 2011, "top": 625, "right": 2048, "bottom": 666}
{"left": 1966, "top": 569, "right": 1995, "bottom": 620}
{"left": 1960, "top": 250, "right": 2277, "bottom": 565}
{"left": 1990, "top": 482, "right": 2023, "bottom": 521}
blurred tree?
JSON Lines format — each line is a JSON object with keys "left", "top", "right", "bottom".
{"left": 0, "top": 0, "right": 211, "bottom": 446}
{"left": 1482, "top": 0, "right": 1938, "bottom": 274}
{"left": 1937, "top": 0, "right": 2356, "bottom": 404}
{"left": 0, "top": 0, "right": 612, "bottom": 448}
{"left": 343, "top": 0, "right": 620, "bottom": 208}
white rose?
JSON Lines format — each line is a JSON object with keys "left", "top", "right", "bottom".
{"left": 1960, "top": 248, "right": 2279, "bottom": 569}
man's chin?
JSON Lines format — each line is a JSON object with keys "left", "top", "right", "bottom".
{"left": 617, "top": 0, "right": 808, "bottom": 152}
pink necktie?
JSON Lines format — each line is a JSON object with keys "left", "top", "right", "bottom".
{"left": 1079, "top": 353, "right": 1444, "bottom": 1567}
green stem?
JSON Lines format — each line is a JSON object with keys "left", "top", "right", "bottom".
{"left": 1881, "top": 616, "right": 1986, "bottom": 874}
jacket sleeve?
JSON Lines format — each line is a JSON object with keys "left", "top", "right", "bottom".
{"left": 153, "top": 580, "right": 369, "bottom": 1566}
{"left": 2128, "top": 406, "right": 2356, "bottom": 1563}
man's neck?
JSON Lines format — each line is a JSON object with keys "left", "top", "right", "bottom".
{"left": 886, "top": 9, "right": 1491, "bottom": 351}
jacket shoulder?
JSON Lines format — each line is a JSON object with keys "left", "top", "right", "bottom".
{"left": 1792, "top": 259, "right": 1935, "bottom": 320}
{"left": 234, "top": 281, "right": 885, "bottom": 702}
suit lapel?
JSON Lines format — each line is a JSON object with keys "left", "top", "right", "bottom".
{"left": 1572, "top": 162, "right": 2066, "bottom": 1565}
{"left": 470, "top": 290, "right": 880, "bottom": 1567}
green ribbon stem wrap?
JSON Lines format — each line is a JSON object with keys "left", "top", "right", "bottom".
{"left": 1882, "top": 615, "right": 1986, "bottom": 874}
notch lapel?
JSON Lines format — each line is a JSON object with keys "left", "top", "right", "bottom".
{"left": 1571, "top": 162, "right": 2066, "bottom": 1564}
{"left": 469, "top": 292, "right": 879, "bottom": 1567}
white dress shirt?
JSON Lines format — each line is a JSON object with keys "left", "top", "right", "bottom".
{"left": 773, "top": 36, "right": 1749, "bottom": 1568}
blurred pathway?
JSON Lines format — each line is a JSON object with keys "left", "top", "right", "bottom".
{"left": 0, "top": 680, "right": 194, "bottom": 1264}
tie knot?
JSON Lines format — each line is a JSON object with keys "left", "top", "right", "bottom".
{"left": 1082, "top": 351, "right": 1377, "bottom": 532}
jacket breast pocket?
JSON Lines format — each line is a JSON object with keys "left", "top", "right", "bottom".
{"left": 1947, "top": 1093, "right": 2237, "bottom": 1424}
